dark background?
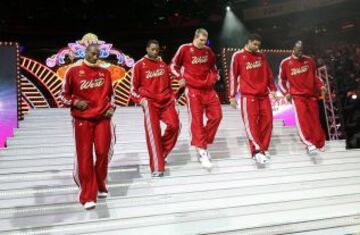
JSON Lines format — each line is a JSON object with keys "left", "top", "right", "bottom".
{"left": 1, "top": 0, "right": 358, "bottom": 62}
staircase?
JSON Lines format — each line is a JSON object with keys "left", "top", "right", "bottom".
{"left": 0, "top": 106, "right": 359, "bottom": 235}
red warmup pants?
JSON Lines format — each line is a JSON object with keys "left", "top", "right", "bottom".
{"left": 73, "top": 118, "right": 115, "bottom": 204}
{"left": 240, "top": 95, "right": 273, "bottom": 157}
{"left": 185, "top": 87, "right": 223, "bottom": 149}
{"left": 142, "top": 100, "right": 180, "bottom": 172}
{"left": 292, "top": 96, "right": 325, "bottom": 149}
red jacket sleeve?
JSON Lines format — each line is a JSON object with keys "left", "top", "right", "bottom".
{"left": 166, "top": 66, "right": 178, "bottom": 97}
{"left": 229, "top": 52, "right": 240, "bottom": 99}
{"left": 59, "top": 67, "right": 79, "bottom": 107}
{"left": 106, "top": 70, "right": 116, "bottom": 110}
{"left": 278, "top": 59, "right": 289, "bottom": 96}
{"left": 208, "top": 49, "right": 220, "bottom": 85}
{"left": 170, "top": 45, "right": 185, "bottom": 79}
{"left": 264, "top": 57, "right": 276, "bottom": 92}
{"left": 130, "top": 63, "right": 145, "bottom": 105}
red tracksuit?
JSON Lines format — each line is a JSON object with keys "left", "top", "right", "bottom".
{"left": 278, "top": 54, "right": 325, "bottom": 149}
{"left": 230, "top": 49, "right": 276, "bottom": 156}
{"left": 131, "top": 56, "right": 180, "bottom": 172}
{"left": 60, "top": 60, "right": 116, "bottom": 204}
{"left": 170, "top": 43, "right": 222, "bottom": 149}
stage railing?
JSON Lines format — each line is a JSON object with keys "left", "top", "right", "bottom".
{"left": 318, "top": 65, "right": 342, "bottom": 140}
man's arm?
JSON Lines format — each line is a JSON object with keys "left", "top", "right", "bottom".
{"left": 104, "top": 70, "right": 116, "bottom": 118}
{"left": 170, "top": 45, "right": 186, "bottom": 87}
{"left": 229, "top": 52, "right": 240, "bottom": 100}
{"left": 229, "top": 52, "right": 241, "bottom": 108}
{"left": 207, "top": 49, "right": 220, "bottom": 85}
{"left": 130, "top": 63, "right": 146, "bottom": 105}
{"left": 170, "top": 45, "right": 185, "bottom": 79}
{"left": 59, "top": 67, "right": 88, "bottom": 109}
{"left": 278, "top": 59, "right": 290, "bottom": 96}
{"left": 265, "top": 58, "right": 276, "bottom": 93}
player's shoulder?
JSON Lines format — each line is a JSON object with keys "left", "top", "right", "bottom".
{"left": 133, "top": 57, "right": 146, "bottom": 68}
{"left": 178, "top": 43, "right": 192, "bottom": 50}
{"left": 231, "top": 49, "right": 245, "bottom": 59}
{"left": 256, "top": 51, "right": 266, "bottom": 58}
{"left": 65, "top": 61, "right": 83, "bottom": 75}
{"left": 280, "top": 55, "right": 292, "bottom": 65}
{"left": 98, "top": 66, "right": 111, "bottom": 75}
{"left": 159, "top": 59, "right": 168, "bottom": 66}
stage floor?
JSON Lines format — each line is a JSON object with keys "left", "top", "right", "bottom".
{"left": 0, "top": 106, "right": 359, "bottom": 235}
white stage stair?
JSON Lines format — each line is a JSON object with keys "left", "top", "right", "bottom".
{"left": 0, "top": 106, "right": 359, "bottom": 235}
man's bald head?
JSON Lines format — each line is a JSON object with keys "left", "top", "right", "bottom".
{"left": 85, "top": 44, "right": 100, "bottom": 64}
{"left": 293, "top": 40, "right": 303, "bottom": 58}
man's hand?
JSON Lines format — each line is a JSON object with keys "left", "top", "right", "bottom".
{"left": 178, "top": 78, "right": 186, "bottom": 88}
{"left": 140, "top": 98, "right": 148, "bottom": 107}
{"left": 321, "top": 87, "right": 327, "bottom": 97}
{"left": 285, "top": 94, "right": 292, "bottom": 103}
{"left": 74, "top": 100, "right": 88, "bottom": 110}
{"left": 229, "top": 98, "right": 237, "bottom": 109}
{"left": 269, "top": 91, "right": 278, "bottom": 100}
{"left": 103, "top": 108, "right": 115, "bottom": 119}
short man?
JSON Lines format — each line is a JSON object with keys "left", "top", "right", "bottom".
{"left": 60, "top": 44, "right": 116, "bottom": 209}
{"left": 131, "top": 40, "right": 180, "bottom": 177}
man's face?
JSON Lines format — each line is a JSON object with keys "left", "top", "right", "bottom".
{"left": 293, "top": 43, "right": 303, "bottom": 58}
{"left": 247, "top": 40, "right": 261, "bottom": 52}
{"left": 194, "top": 34, "right": 208, "bottom": 49}
{"left": 146, "top": 43, "right": 160, "bottom": 59}
{"left": 85, "top": 45, "right": 100, "bottom": 64}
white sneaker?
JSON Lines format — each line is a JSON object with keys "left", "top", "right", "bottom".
{"left": 307, "top": 145, "right": 318, "bottom": 155}
{"left": 197, "top": 148, "right": 212, "bottom": 169}
{"left": 207, "top": 151, "right": 212, "bottom": 160}
{"left": 83, "top": 201, "right": 96, "bottom": 210}
{"left": 151, "top": 171, "right": 164, "bottom": 177}
{"left": 264, "top": 151, "right": 271, "bottom": 159}
{"left": 254, "top": 152, "right": 269, "bottom": 165}
{"left": 98, "top": 192, "right": 108, "bottom": 199}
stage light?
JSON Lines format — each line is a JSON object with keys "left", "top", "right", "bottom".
{"left": 220, "top": 5, "right": 248, "bottom": 48}
{"left": 351, "top": 94, "right": 358, "bottom": 100}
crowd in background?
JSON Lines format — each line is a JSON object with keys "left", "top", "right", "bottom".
{"left": 309, "top": 42, "right": 360, "bottom": 148}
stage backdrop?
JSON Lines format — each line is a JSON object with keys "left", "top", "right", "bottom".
{"left": 221, "top": 48, "right": 296, "bottom": 126}
{"left": 17, "top": 33, "right": 186, "bottom": 120}
{"left": 0, "top": 43, "right": 20, "bottom": 147}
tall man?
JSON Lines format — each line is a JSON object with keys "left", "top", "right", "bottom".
{"left": 131, "top": 40, "right": 180, "bottom": 177}
{"left": 229, "top": 33, "right": 277, "bottom": 165}
{"left": 278, "top": 41, "right": 326, "bottom": 154}
{"left": 170, "top": 28, "right": 222, "bottom": 169}
{"left": 60, "top": 44, "right": 116, "bottom": 210}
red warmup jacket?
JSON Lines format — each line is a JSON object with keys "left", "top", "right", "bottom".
{"left": 229, "top": 49, "right": 276, "bottom": 98}
{"left": 131, "top": 56, "right": 174, "bottom": 105}
{"left": 278, "top": 54, "right": 325, "bottom": 97}
{"left": 60, "top": 60, "right": 115, "bottom": 120}
{"left": 170, "top": 43, "right": 219, "bottom": 89}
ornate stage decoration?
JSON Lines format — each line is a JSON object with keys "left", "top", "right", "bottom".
{"left": 46, "top": 33, "right": 135, "bottom": 107}
{"left": 18, "top": 33, "right": 136, "bottom": 117}
{"left": 45, "top": 33, "right": 134, "bottom": 69}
